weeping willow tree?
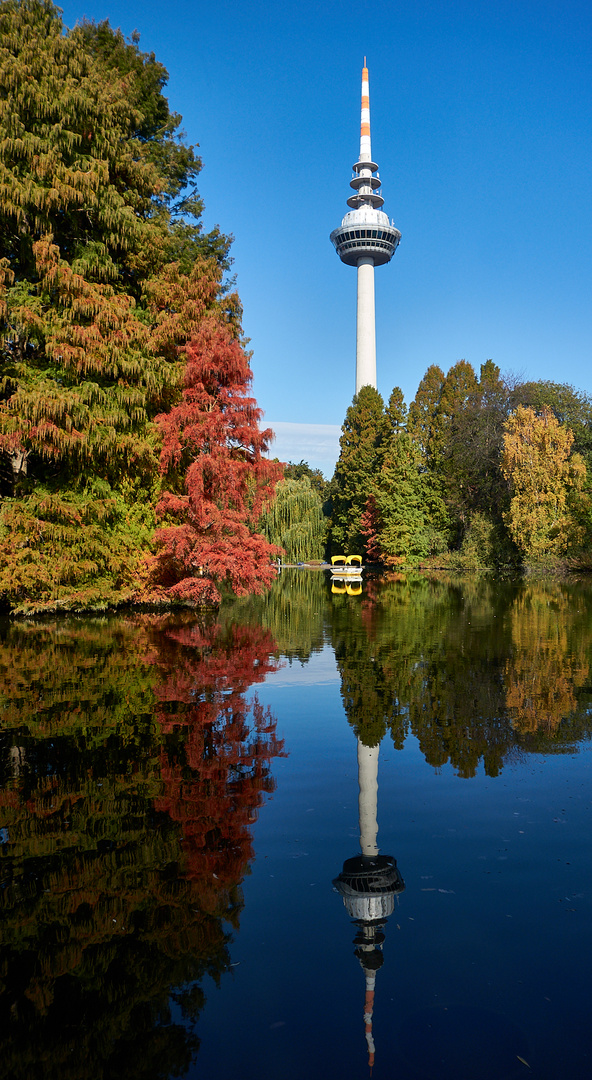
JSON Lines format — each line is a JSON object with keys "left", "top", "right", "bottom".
{"left": 261, "top": 477, "right": 327, "bottom": 563}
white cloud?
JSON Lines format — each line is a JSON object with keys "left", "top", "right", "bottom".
{"left": 265, "top": 421, "right": 341, "bottom": 477}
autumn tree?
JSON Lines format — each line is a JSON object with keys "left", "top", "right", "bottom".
{"left": 510, "top": 380, "right": 592, "bottom": 549}
{"left": 501, "top": 406, "right": 586, "bottom": 560}
{"left": 152, "top": 319, "right": 283, "bottom": 604}
{"left": 0, "top": 3, "right": 200, "bottom": 480}
{"left": 512, "top": 380, "right": 592, "bottom": 468}
{"left": 0, "top": 2, "right": 273, "bottom": 613}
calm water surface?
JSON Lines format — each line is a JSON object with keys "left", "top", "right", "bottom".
{"left": 1, "top": 571, "right": 592, "bottom": 1079}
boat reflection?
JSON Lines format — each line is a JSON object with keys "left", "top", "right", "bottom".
{"left": 331, "top": 576, "right": 363, "bottom": 595}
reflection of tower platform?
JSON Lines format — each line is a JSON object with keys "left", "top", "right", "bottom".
{"left": 333, "top": 738, "right": 405, "bottom": 1071}
{"left": 334, "top": 853, "right": 404, "bottom": 922}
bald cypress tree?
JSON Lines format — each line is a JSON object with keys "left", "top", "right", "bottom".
{"left": 0, "top": 1, "right": 271, "bottom": 613}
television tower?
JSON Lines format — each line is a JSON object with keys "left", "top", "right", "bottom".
{"left": 330, "top": 63, "right": 401, "bottom": 394}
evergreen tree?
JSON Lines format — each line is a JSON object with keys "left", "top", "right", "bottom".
{"left": 424, "top": 360, "right": 478, "bottom": 543}
{"left": 407, "top": 363, "right": 445, "bottom": 461}
{"left": 431, "top": 360, "right": 478, "bottom": 476}
{"left": 407, "top": 363, "right": 450, "bottom": 545}
{"left": 361, "top": 388, "right": 431, "bottom": 565}
{"left": 447, "top": 360, "right": 513, "bottom": 524}
{"left": 329, "top": 385, "right": 386, "bottom": 555}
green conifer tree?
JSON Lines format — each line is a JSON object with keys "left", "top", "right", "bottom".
{"left": 407, "top": 364, "right": 450, "bottom": 546}
{"left": 443, "top": 360, "right": 510, "bottom": 523}
{"left": 428, "top": 360, "right": 479, "bottom": 543}
{"left": 329, "top": 385, "right": 386, "bottom": 556}
{"left": 407, "top": 363, "right": 445, "bottom": 461}
{"left": 362, "top": 388, "right": 431, "bottom": 565}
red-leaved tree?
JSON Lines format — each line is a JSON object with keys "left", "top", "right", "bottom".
{"left": 153, "top": 318, "right": 283, "bottom": 603}
{"left": 360, "top": 494, "right": 383, "bottom": 563}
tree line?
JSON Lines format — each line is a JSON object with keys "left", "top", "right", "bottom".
{"left": 263, "top": 363, "right": 592, "bottom": 569}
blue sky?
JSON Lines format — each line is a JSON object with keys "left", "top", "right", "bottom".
{"left": 60, "top": 0, "right": 592, "bottom": 474}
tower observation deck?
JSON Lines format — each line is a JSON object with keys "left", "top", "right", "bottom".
{"left": 330, "top": 63, "right": 401, "bottom": 393}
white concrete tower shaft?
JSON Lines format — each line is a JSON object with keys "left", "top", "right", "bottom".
{"left": 356, "top": 256, "right": 376, "bottom": 393}
{"left": 330, "top": 63, "right": 401, "bottom": 395}
{"left": 357, "top": 737, "right": 379, "bottom": 857}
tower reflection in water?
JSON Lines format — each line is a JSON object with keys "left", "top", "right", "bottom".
{"left": 333, "top": 738, "right": 404, "bottom": 1071}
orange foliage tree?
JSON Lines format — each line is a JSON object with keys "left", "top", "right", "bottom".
{"left": 501, "top": 405, "right": 586, "bottom": 560}
{"left": 153, "top": 318, "right": 283, "bottom": 604}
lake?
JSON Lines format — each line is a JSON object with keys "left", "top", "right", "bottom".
{"left": 1, "top": 570, "right": 592, "bottom": 1079}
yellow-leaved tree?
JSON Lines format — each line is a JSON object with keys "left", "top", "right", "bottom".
{"left": 501, "top": 406, "right": 585, "bottom": 560}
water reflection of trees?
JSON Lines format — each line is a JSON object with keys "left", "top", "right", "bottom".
{"left": 504, "top": 582, "right": 590, "bottom": 739}
{"left": 328, "top": 573, "right": 592, "bottom": 774}
{"left": 229, "top": 569, "right": 592, "bottom": 771}
{"left": 148, "top": 619, "right": 284, "bottom": 905}
{"left": 231, "top": 567, "right": 328, "bottom": 662}
{"left": 0, "top": 615, "right": 283, "bottom": 1080}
